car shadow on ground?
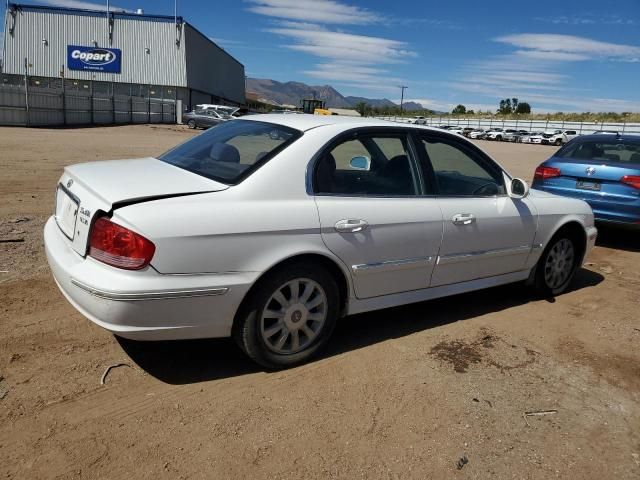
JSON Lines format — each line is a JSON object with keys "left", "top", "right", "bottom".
{"left": 595, "top": 223, "right": 640, "bottom": 253}
{"left": 117, "top": 268, "right": 604, "bottom": 385}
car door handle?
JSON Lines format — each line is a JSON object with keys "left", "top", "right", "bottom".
{"left": 451, "top": 213, "right": 476, "bottom": 226}
{"left": 334, "top": 219, "right": 369, "bottom": 233}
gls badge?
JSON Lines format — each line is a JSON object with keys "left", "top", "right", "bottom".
{"left": 67, "top": 45, "right": 122, "bottom": 73}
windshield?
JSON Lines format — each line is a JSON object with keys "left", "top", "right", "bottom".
{"left": 557, "top": 139, "right": 640, "bottom": 164}
{"left": 159, "top": 120, "right": 302, "bottom": 184}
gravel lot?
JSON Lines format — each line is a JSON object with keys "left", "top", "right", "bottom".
{"left": 1, "top": 124, "right": 639, "bottom": 479}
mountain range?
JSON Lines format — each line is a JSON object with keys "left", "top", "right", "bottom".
{"left": 246, "top": 78, "right": 429, "bottom": 112}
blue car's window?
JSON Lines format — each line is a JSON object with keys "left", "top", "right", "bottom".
{"left": 159, "top": 120, "right": 302, "bottom": 184}
{"left": 558, "top": 140, "right": 640, "bottom": 165}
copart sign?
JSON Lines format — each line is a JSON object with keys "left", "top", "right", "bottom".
{"left": 67, "top": 45, "right": 122, "bottom": 73}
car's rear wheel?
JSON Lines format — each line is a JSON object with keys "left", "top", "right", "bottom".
{"left": 534, "top": 234, "right": 579, "bottom": 296}
{"left": 187, "top": 119, "right": 196, "bottom": 129}
{"left": 233, "top": 263, "right": 339, "bottom": 369}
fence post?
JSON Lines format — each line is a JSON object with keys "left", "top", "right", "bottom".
{"left": 61, "top": 74, "right": 67, "bottom": 126}
{"left": 23, "top": 58, "right": 30, "bottom": 127}
{"left": 622, "top": 122, "right": 626, "bottom": 134}
{"left": 111, "top": 80, "right": 115, "bottom": 124}
{"left": 90, "top": 79, "right": 94, "bottom": 125}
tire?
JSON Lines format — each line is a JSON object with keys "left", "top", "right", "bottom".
{"left": 496, "top": 135, "right": 502, "bottom": 141}
{"left": 233, "top": 263, "right": 339, "bottom": 369}
{"left": 187, "top": 120, "right": 196, "bottom": 129}
{"left": 534, "top": 233, "right": 580, "bottom": 296}
{"left": 554, "top": 139, "right": 562, "bottom": 146}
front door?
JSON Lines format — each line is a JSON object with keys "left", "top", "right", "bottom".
{"left": 313, "top": 130, "right": 443, "bottom": 299}
{"left": 416, "top": 132, "right": 538, "bottom": 287}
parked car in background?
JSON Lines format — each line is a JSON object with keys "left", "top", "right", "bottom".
{"left": 532, "top": 134, "right": 640, "bottom": 226}
{"left": 526, "top": 132, "right": 545, "bottom": 144}
{"left": 504, "top": 130, "right": 529, "bottom": 143}
{"left": 45, "top": 116, "right": 596, "bottom": 368}
{"left": 183, "top": 108, "right": 234, "bottom": 129}
{"left": 469, "top": 128, "right": 486, "bottom": 139}
{"left": 413, "top": 116, "right": 427, "bottom": 125}
{"left": 485, "top": 128, "right": 505, "bottom": 141}
{"left": 542, "top": 130, "right": 579, "bottom": 146}
{"left": 196, "top": 104, "right": 240, "bottom": 118}
{"left": 446, "top": 126, "right": 464, "bottom": 135}
{"left": 462, "top": 127, "right": 475, "bottom": 137}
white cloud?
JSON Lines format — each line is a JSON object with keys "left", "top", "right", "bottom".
{"left": 495, "top": 34, "right": 640, "bottom": 62}
{"left": 535, "top": 15, "right": 637, "bottom": 26}
{"left": 268, "top": 25, "right": 416, "bottom": 64}
{"left": 513, "top": 50, "right": 589, "bottom": 62}
{"left": 40, "top": 0, "right": 130, "bottom": 11}
{"left": 246, "top": 0, "right": 380, "bottom": 25}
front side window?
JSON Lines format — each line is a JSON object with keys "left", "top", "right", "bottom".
{"left": 420, "top": 136, "right": 506, "bottom": 196}
{"left": 314, "top": 133, "right": 420, "bottom": 196}
{"left": 159, "top": 120, "right": 301, "bottom": 184}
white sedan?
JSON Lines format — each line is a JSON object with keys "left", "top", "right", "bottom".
{"left": 45, "top": 115, "right": 597, "bottom": 368}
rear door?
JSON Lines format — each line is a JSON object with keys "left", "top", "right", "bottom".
{"left": 313, "top": 129, "right": 443, "bottom": 299}
{"left": 416, "top": 132, "right": 537, "bottom": 287}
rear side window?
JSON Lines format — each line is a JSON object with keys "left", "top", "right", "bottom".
{"left": 314, "top": 133, "right": 421, "bottom": 196}
{"left": 558, "top": 140, "right": 640, "bottom": 164}
{"left": 159, "top": 120, "right": 301, "bottom": 184}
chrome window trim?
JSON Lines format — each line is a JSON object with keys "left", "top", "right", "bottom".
{"left": 437, "top": 245, "right": 532, "bottom": 265}
{"left": 71, "top": 278, "right": 229, "bottom": 301}
{"left": 352, "top": 256, "right": 434, "bottom": 275}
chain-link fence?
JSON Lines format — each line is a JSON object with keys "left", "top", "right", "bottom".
{"left": 375, "top": 115, "right": 640, "bottom": 136}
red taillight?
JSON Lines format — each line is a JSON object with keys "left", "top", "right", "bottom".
{"left": 621, "top": 175, "right": 640, "bottom": 189}
{"left": 534, "top": 166, "right": 561, "bottom": 180}
{"left": 89, "top": 217, "right": 155, "bottom": 270}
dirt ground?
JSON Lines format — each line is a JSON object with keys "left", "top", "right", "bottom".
{"left": 1, "top": 124, "right": 639, "bottom": 479}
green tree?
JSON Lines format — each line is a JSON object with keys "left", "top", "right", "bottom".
{"left": 354, "top": 101, "right": 369, "bottom": 117}
{"left": 452, "top": 104, "right": 467, "bottom": 115}
{"left": 515, "top": 102, "right": 531, "bottom": 114}
{"left": 498, "top": 98, "right": 513, "bottom": 114}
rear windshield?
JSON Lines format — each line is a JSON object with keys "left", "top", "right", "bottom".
{"left": 557, "top": 140, "right": 640, "bottom": 165}
{"left": 159, "top": 120, "right": 302, "bottom": 184}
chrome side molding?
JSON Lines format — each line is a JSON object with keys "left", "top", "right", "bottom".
{"left": 352, "top": 256, "right": 434, "bottom": 275}
{"left": 438, "top": 245, "right": 531, "bottom": 265}
{"left": 71, "top": 278, "right": 229, "bottom": 301}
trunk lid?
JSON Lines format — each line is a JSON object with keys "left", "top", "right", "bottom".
{"left": 55, "top": 157, "right": 227, "bottom": 256}
{"left": 542, "top": 157, "right": 640, "bottom": 203}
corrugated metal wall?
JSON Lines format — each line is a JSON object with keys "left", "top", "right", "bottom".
{"left": 0, "top": 73, "right": 183, "bottom": 126}
{"left": 3, "top": 6, "right": 188, "bottom": 86}
{"left": 185, "top": 25, "right": 245, "bottom": 105}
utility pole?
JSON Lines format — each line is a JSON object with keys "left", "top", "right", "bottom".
{"left": 399, "top": 85, "right": 407, "bottom": 118}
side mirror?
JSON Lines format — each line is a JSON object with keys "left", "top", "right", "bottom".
{"left": 349, "top": 156, "right": 370, "bottom": 171}
{"left": 510, "top": 178, "right": 530, "bottom": 199}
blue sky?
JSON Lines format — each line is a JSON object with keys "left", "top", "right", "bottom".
{"left": 3, "top": 0, "right": 640, "bottom": 112}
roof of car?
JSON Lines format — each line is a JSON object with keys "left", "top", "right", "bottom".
{"left": 573, "top": 133, "right": 640, "bottom": 141}
{"left": 238, "top": 113, "right": 439, "bottom": 132}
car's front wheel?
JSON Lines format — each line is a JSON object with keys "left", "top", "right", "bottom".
{"left": 187, "top": 119, "right": 196, "bottom": 129}
{"left": 554, "top": 138, "right": 563, "bottom": 146}
{"left": 233, "top": 263, "right": 339, "bottom": 369}
{"left": 534, "top": 234, "right": 579, "bottom": 296}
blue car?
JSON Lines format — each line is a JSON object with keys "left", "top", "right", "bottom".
{"left": 532, "top": 134, "right": 640, "bottom": 227}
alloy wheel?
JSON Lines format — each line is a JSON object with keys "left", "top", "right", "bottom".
{"left": 543, "top": 238, "right": 575, "bottom": 289}
{"left": 260, "top": 278, "right": 328, "bottom": 355}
